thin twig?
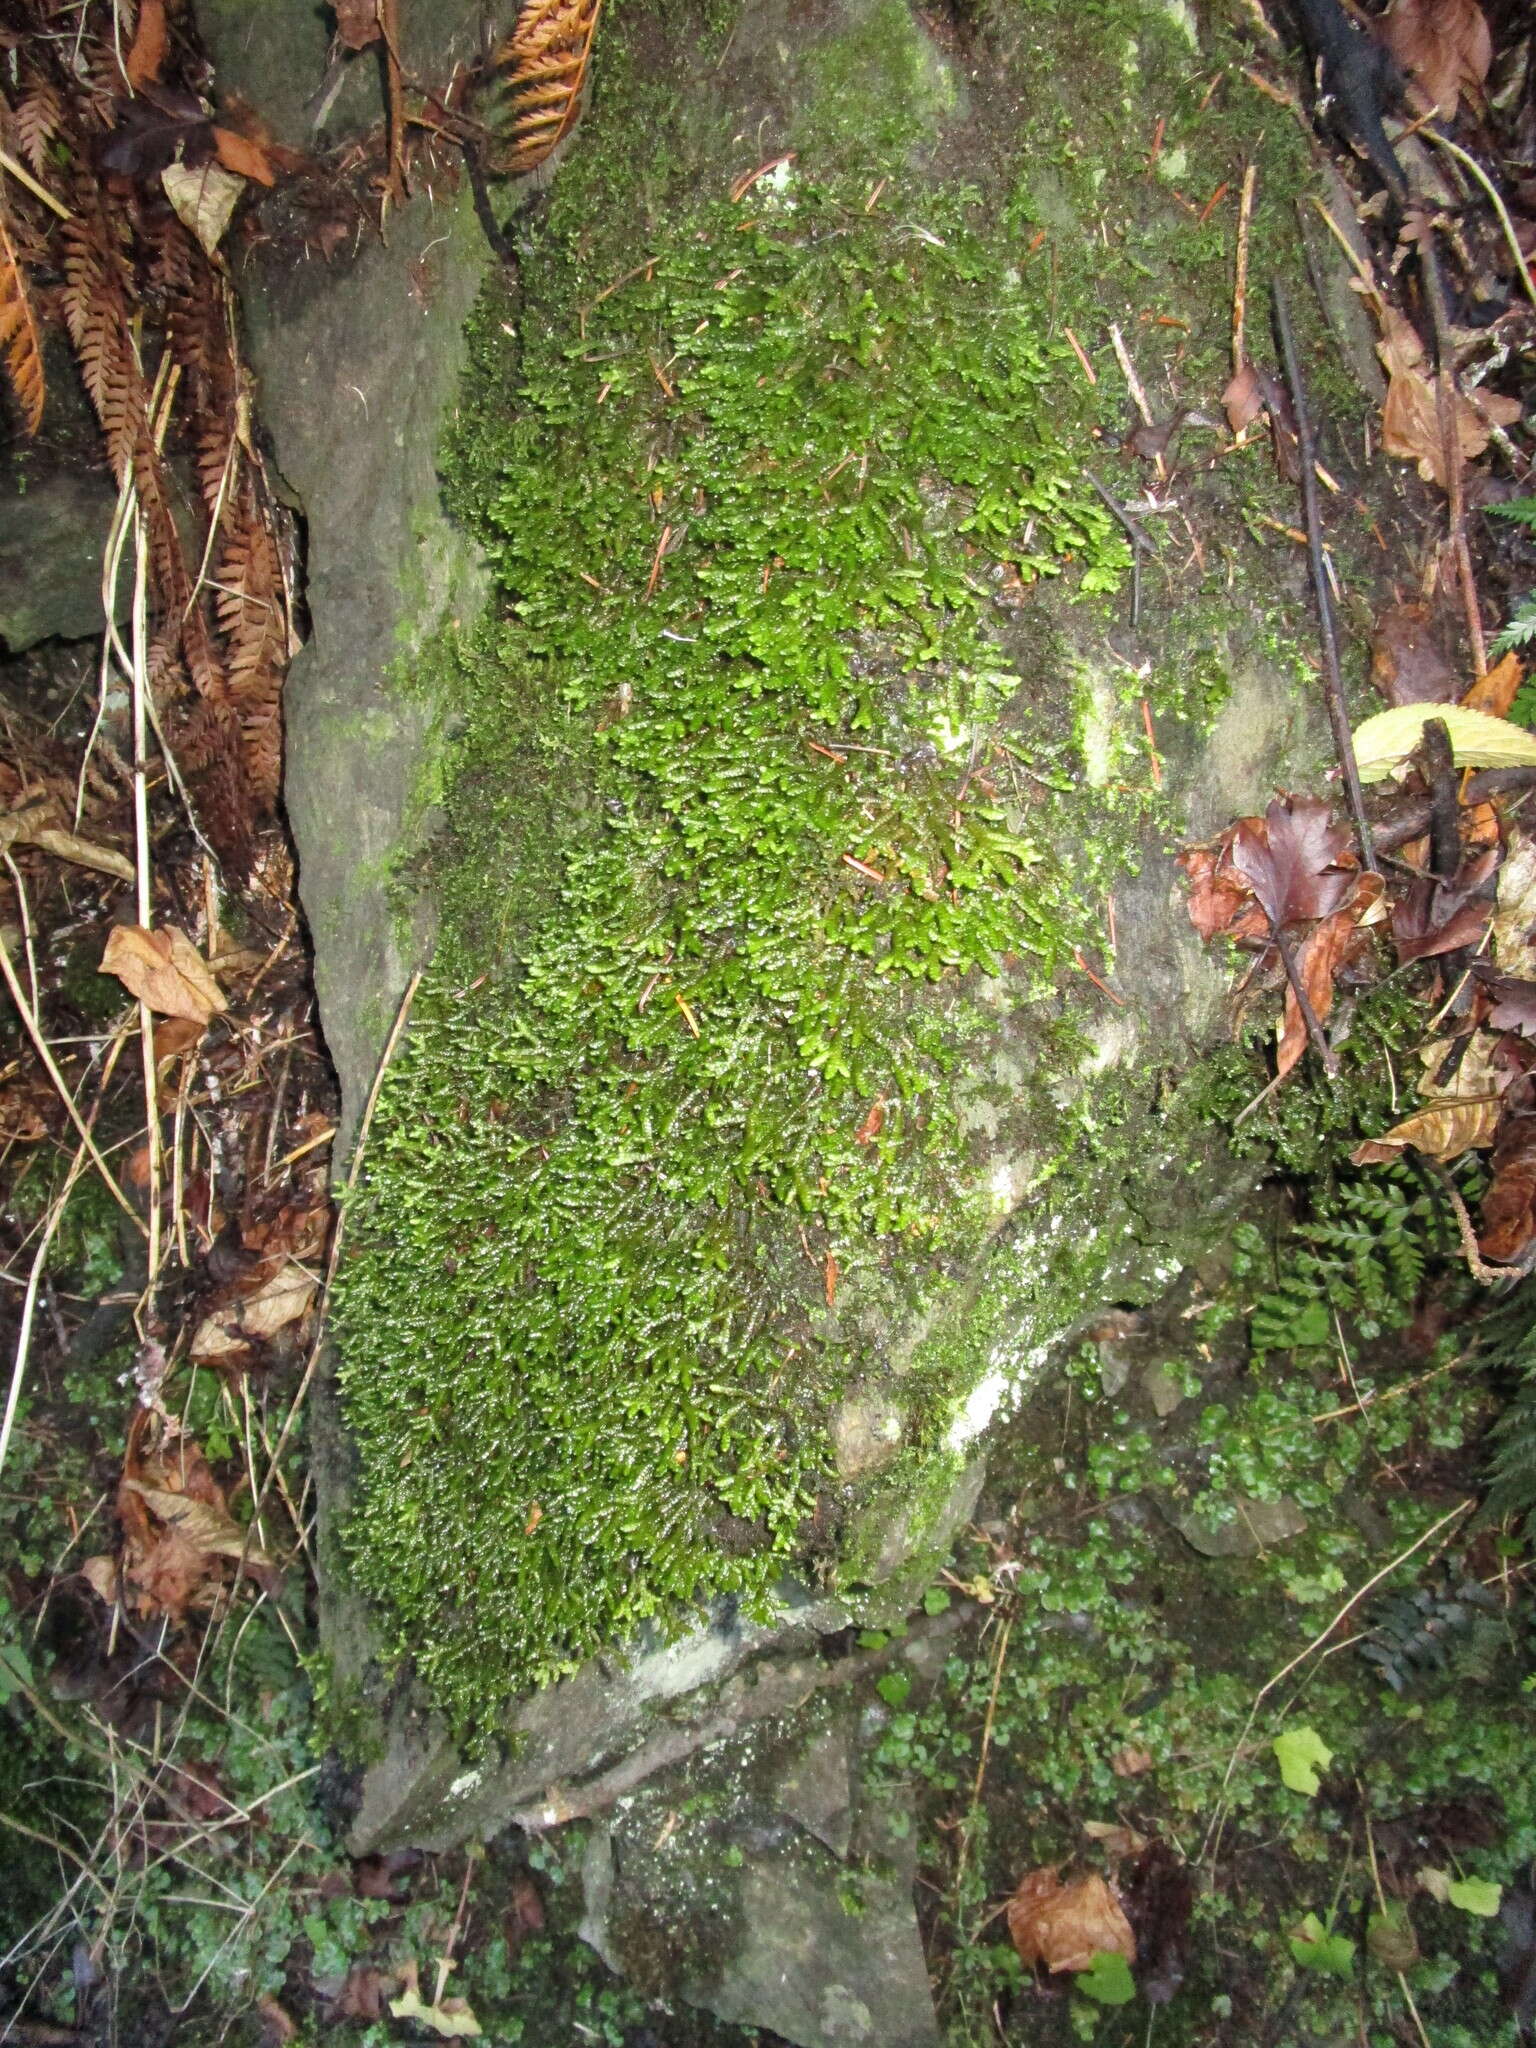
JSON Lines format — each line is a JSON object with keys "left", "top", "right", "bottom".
{"left": 0, "top": 146, "right": 71, "bottom": 220}
{"left": 1270, "top": 280, "right": 1377, "bottom": 871}
{"left": 1417, "top": 229, "right": 1488, "bottom": 676}
{"left": 129, "top": 511, "right": 162, "bottom": 1291}
{"left": 1419, "top": 129, "right": 1536, "bottom": 320}
{"left": 1232, "top": 162, "right": 1256, "bottom": 377}
{"left": 954, "top": 1614, "right": 1013, "bottom": 1890}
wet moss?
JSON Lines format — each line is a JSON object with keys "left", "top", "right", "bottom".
{"left": 333, "top": 0, "right": 1347, "bottom": 1728}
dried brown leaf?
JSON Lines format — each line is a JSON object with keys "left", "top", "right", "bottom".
{"left": 1377, "top": 0, "right": 1491, "bottom": 116}
{"left": 333, "top": 0, "right": 382, "bottom": 48}
{"left": 124, "top": 0, "right": 169, "bottom": 88}
{"left": 190, "top": 1265, "right": 317, "bottom": 1360}
{"left": 1371, "top": 601, "right": 1457, "bottom": 706}
{"left": 1351, "top": 1093, "right": 1502, "bottom": 1165}
{"left": 1008, "top": 1868, "right": 1136, "bottom": 1975}
{"left": 1228, "top": 796, "right": 1357, "bottom": 931}
{"left": 101, "top": 923, "right": 226, "bottom": 1024}
{"left": 211, "top": 126, "right": 277, "bottom": 187}
{"left": 1462, "top": 651, "right": 1524, "bottom": 718}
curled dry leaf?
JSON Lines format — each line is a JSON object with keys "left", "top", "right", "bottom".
{"left": 101, "top": 923, "right": 225, "bottom": 1024}
{"left": 1377, "top": 0, "right": 1491, "bottom": 117}
{"left": 0, "top": 799, "right": 134, "bottom": 881}
{"left": 1007, "top": 1867, "right": 1136, "bottom": 1975}
{"left": 211, "top": 125, "right": 276, "bottom": 187}
{"left": 120, "top": 1480, "right": 272, "bottom": 1570}
{"left": 124, "top": 0, "right": 168, "bottom": 89}
{"left": 1375, "top": 309, "right": 1521, "bottom": 488}
{"left": 161, "top": 159, "right": 243, "bottom": 256}
{"left": 190, "top": 1264, "right": 317, "bottom": 1361}
{"left": 1351, "top": 1093, "right": 1502, "bottom": 1165}
{"left": 1278, "top": 902, "right": 1370, "bottom": 1078}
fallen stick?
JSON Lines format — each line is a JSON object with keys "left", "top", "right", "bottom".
{"left": 1271, "top": 279, "right": 1378, "bottom": 872}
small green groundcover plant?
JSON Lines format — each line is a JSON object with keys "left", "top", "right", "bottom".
{"left": 335, "top": 159, "right": 1129, "bottom": 1721}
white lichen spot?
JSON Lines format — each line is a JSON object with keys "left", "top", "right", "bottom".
{"left": 988, "top": 1159, "right": 1022, "bottom": 1215}
{"left": 1156, "top": 145, "right": 1189, "bottom": 185}
{"left": 948, "top": 1366, "right": 1014, "bottom": 1450}
{"left": 449, "top": 1769, "right": 483, "bottom": 1799}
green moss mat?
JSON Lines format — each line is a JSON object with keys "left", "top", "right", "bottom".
{"left": 332, "top": 0, "right": 1344, "bottom": 1724}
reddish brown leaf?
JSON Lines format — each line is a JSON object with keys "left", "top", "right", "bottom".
{"left": 1391, "top": 855, "right": 1497, "bottom": 964}
{"left": 1483, "top": 975, "right": 1536, "bottom": 1038}
{"left": 211, "top": 125, "right": 277, "bottom": 187}
{"left": 1377, "top": 0, "right": 1492, "bottom": 116}
{"left": 1480, "top": 1091, "right": 1536, "bottom": 1263}
{"left": 1222, "top": 362, "right": 1266, "bottom": 433}
{"left": 333, "top": 0, "right": 382, "bottom": 49}
{"left": 1279, "top": 905, "right": 1364, "bottom": 1078}
{"left": 1178, "top": 843, "right": 1253, "bottom": 942}
{"left": 1228, "top": 796, "right": 1357, "bottom": 931}
{"left": 1008, "top": 1868, "right": 1136, "bottom": 1975}
{"left": 124, "top": 0, "right": 169, "bottom": 88}
{"left": 1371, "top": 601, "right": 1457, "bottom": 706}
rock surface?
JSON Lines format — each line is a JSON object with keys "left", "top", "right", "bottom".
{"left": 214, "top": 0, "right": 1340, "bottom": 1907}
{"left": 579, "top": 1701, "right": 941, "bottom": 2048}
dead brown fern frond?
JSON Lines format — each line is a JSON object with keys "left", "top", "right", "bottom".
{"left": 213, "top": 483, "right": 287, "bottom": 809}
{"left": 0, "top": 204, "right": 44, "bottom": 434}
{"left": 61, "top": 219, "right": 142, "bottom": 478}
{"left": 488, "top": 0, "right": 602, "bottom": 176}
{"left": 13, "top": 83, "right": 63, "bottom": 177}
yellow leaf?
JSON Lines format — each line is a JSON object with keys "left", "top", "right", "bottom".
{"left": 1353, "top": 703, "right": 1536, "bottom": 783}
{"left": 387, "top": 1986, "right": 482, "bottom": 2039}
{"left": 1351, "top": 1094, "right": 1501, "bottom": 1166}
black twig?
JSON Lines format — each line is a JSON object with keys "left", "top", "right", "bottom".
{"left": 1086, "top": 469, "right": 1147, "bottom": 632}
{"left": 1270, "top": 280, "right": 1378, "bottom": 873}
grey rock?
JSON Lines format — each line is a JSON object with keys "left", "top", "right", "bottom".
{"left": 830, "top": 1390, "right": 904, "bottom": 1481}
{"left": 237, "top": 187, "right": 490, "bottom": 1157}
{"left": 775, "top": 1719, "right": 854, "bottom": 1860}
{"left": 1143, "top": 1362, "right": 1187, "bottom": 1417}
{"left": 1169, "top": 1495, "right": 1308, "bottom": 1559}
{"left": 579, "top": 1720, "right": 939, "bottom": 2048}
{"left": 0, "top": 466, "right": 121, "bottom": 652}
{"left": 704, "top": 1844, "right": 938, "bottom": 2048}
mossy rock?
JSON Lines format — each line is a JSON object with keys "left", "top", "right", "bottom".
{"left": 275, "top": 0, "right": 1363, "bottom": 1792}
